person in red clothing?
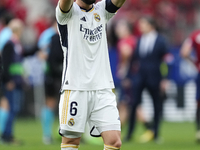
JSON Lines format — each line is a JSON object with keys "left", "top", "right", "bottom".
{"left": 114, "top": 19, "right": 137, "bottom": 125}
{"left": 181, "top": 30, "right": 200, "bottom": 143}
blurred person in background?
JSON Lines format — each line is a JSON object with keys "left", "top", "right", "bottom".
{"left": 1, "top": 18, "right": 39, "bottom": 145}
{"left": 1, "top": 18, "right": 25, "bottom": 144}
{"left": 44, "top": 33, "right": 63, "bottom": 142}
{"left": 114, "top": 19, "right": 153, "bottom": 131}
{"left": 0, "top": 12, "right": 13, "bottom": 136}
{"left": 37, "top": 20, "right": 61, "bottom": 144}
{"left": 114, "top": 19, "right": 137, "bottom": 125}
{"left": 180, "top": 29, "right": 200, "bottom": 143}
{"left": 125, "top": 16, "right": 169, "bottom": 143}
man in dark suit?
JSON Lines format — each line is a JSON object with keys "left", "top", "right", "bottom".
{"left": 125, "top": 16, "right": 168, "bottom": 142}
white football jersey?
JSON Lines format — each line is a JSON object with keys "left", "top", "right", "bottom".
{"left": 56, "top": 0, "right": 115, "bottom": 91}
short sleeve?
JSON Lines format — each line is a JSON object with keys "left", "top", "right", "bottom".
{"left": 55, "top": 2, "right": 73, "bottom": 25}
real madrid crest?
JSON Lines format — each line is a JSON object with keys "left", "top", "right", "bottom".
{"left": 94, "top": 13, "right": 101, "bottom": 22}
{"left": 68, "top": 118, "right": 75, "bottom": 126}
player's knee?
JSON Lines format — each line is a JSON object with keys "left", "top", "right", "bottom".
{"left": 114, "top": 139, "right": 122, "bottom": 148}
{"left": 108, "top": 137, "right": 122, "bottom": 148}
{"left": 104, "top": 140, "right": 122, "bottom": 150}
{"left": 101, "top": 130, "right": 122, "bottom": 148}
{"left": 62, "top": 136, "right": 81, "bottom": 145}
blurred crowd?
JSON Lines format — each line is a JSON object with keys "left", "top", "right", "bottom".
{"left": 0, "top": 0, "right": 200, "bottom": 145}
{"left": 112, "top": 0, "right": 200, "bottom": 46}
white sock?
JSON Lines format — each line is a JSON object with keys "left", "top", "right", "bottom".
{"left": 61, "top": 144, "right": 79, "bottom": 150}
{"left": 104, "top": 144, "right": 120, "bottom": 150}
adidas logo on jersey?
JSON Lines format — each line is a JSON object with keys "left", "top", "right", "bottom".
{"left": 65, "top": 80, "right": 69, "bottom": 85}
{"left": 80, "top": 17, "right": 86, "bottom": 22}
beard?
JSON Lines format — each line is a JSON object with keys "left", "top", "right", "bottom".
{"left": 81, "top": 0, "right": 96, "bottom": 5}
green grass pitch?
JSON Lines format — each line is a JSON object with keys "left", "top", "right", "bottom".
{"left": 0, "top": 118, "right": 200, "bottom": 150}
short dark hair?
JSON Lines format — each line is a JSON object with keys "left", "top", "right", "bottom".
{"left": 141, "top": 15, "right": 157, "bottom": 30}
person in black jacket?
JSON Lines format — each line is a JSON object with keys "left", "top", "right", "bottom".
{"left": 1, "top": 18, "right": 24, "bottom": 144}
{"left": 45, "top": 33, "right": 63, "bottom": 98}
{"left": 42, "top": 33, "right": 63, "bottom": 144}
{"left": 37, "top": 20, "right": 63, "bottom": 144}
{"left": 125, "top": 16, "right": 169, "bottom": 142}
{"left": 1, "top": 18, "right": 38, "bottom": 144}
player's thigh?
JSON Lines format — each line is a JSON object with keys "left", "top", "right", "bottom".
{"left": 59, "top": 90, "right": 88, "bottom": 133}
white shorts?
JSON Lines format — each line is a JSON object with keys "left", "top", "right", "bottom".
{"left": 59, "top": 89, "right": 121, "bottom": 137}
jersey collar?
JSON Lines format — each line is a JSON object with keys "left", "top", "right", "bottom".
{"left": 80, "top": 5, "right": 94, "bottom": 12}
